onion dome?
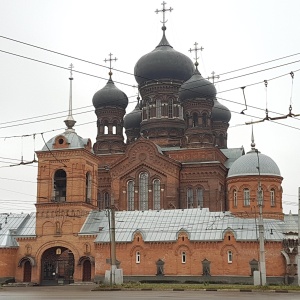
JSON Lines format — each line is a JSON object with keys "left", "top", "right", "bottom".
{"left": 92, "top": 76, "right": 128, "bottom": 109}
{"left": 124, "top": 98, "right": 142, "bottom": 130}
{"left": 227, "top": 136, "right": 281, "bottom": 178}
{"left": 212, "top": 99, "right": 231, "bottom": 122}
{"left": 134, "top": 27, "right": 194, "bottom": 85}
{"left": 179, "top": 66, "right": 217, "bottom": 101}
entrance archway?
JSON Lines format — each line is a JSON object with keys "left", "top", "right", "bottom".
{"left": 41, "top": 246, "right": 74, "bottom": 285}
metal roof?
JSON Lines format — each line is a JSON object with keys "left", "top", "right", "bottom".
{"left": 221, "top": 147, "right": 244, "bottom": 169}
{"left": 0, "top": 213, "right": 36, "bottom": 248}
{"left": 80, "top": 208, "right": 287, "bottom": 244}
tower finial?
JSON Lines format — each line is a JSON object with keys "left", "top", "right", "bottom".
{"left": 251, "top": 125, "right": 256, "bottom": 150}
{"left": 207, "top": 71, "right": 220, "bottom": 84}
{"left": 188, "top": 42, "right": 204, "bottom": 68}
{"left": 104, "top": 53, "right": 117, "bottom": 79}
{"left": 64, "top": 63, "right": 76, "bottom": 132}
{"left": 155, "top": 1, "right": 173, "bottom": 31}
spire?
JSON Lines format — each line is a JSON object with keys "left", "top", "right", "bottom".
{"left": 64, "top": 64, "right": 76, "bottom": 132}
{"left": 155, "top": 1, "right": 173, "bottom": 48}
{"left": 251, "top": 125, "right": 256, "bottom": 150}
{"left": 104, "top": 53, "right": 117, "bottom": 80}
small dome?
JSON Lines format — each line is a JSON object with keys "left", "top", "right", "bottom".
{"left": 124, "top": 101, "right": 142, "bottom": 130}
{"left": 179, "top": 67, "right": 217, "bottom": 101}
{"left": 92, "top": 78, "right": 128, "bottom": 109}
{"left": 212, "top": 99, "right": 231, "bottom": 123}
{"left": 227, "top": 149, "right": 281, "bottom": 178}
{"left": 42, "top": 131, "right": 92, "bottom": 151}
{"left": 134, "top": 31, "right": 194, "bottom": 85}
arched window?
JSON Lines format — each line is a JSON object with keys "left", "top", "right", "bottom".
{"left": 202, "top": 113, "right": 207, "bottom": 127}
{"left": 219, "top": 134, "right": 224, "bottom": 147}
{"left": 182, "top": 251, "right": 186, "bottom": 264}
{"left": 136, "top": 251, "right": 141, "bottom": 264}
{"left": 104, "top": 120, "right": 109, "bottom": 134}
{"left": 243, "top": 188, "right": 250, "bottom": 206}
{"left": 233, "top": 190, "right": 237, "bottom": 207}
{"left": 270, "top": 189, "right": 275, "bottom": 206}
{"left": 127, "top": 180, "right": 135, "bottom": 211}
{"left": 104, "top": 192, "right": 110, "bottom": 208}
{"left": 187, "top": 188, "right": 193, "bottom": 208}
{"left": 53, "top": 169, "right": 67, "bottom": 202}
{"left": 227, "top": 250, "right": 233, "bottom": 263}
{"left": 192, "top": 113, "right": 198, "bottom": 127}
{"left": 196, "top": 188, "right": 203, "bottom": 208}
{"left": 85, "top": 172, "right": 92, "bottom": 203}
{"left": 153, "top": 179, "right": 161, "bottom": 210}
{"left": 112, "top": 124, "right": 117, "bottom": 134}
{"left": 139, "top": 172, "right": 149, "bottom": 210}
{"left": 257, "top": 188, "right": 264, "bottom": 205}
{"left": 156, "top": 98, "right": 161, "bottom": 118}
{"left": 168, "top": 99, "right": 173, "bottom": 118}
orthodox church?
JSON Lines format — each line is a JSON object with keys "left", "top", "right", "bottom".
{"left": 0, "top": 4, "right": 298, "bottom": 286}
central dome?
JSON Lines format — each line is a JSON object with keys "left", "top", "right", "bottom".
{"left": 134, "top": 29, "right": 194, "bottom": 85}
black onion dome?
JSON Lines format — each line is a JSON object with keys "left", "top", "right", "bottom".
{"left": 134, "top": 31, "right": 194, "bottom": 85}
{"left": 211, "top": 99, "right": 231, "bottom": 123}
{"left": 179, "top": 67, "right": 217, "bottom": 102}
{"left": 124, "top": 102, "right": 142, "bottom": 129}
{"left": 92, "top": 78, "right": 128, "bottom": 109}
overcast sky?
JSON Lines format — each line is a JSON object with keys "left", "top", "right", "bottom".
{"left": 0, "top": 0, "right": 300, "bottom": 214}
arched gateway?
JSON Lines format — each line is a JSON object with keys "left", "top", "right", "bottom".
{"left": 41, "top": 246, "right": 74, "bottom": 285}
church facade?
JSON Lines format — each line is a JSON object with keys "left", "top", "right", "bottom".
{"left": 0, "top": 4, "right": 298, "bottom": 286}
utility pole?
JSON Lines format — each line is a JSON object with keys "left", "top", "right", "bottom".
{"left": 256, "top": 149, "right": 266, "bottom": 285}
{"left": 298, "top": 187, "right": 300, "bottom": 286}
{"left": 110, "top": 204, "right": 117, "bottom": 286}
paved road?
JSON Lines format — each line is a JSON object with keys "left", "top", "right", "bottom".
{"left": 1, "top": 285, "right": 299, "bottom": 300}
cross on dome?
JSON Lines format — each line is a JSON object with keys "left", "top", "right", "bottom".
{"left": 188, "top": 42, "right": 204, "bottom": 67}
{"left": 104, "top": 53, "right": 117, "bottom": 78}
{"left": 155, "top": 1, "right": 173, "bottom": 31}
{"left": 208, "top": 71, "right": 220, "bottom": 84}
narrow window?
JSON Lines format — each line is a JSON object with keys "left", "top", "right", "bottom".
{"left": 196, "top": 188, "right": 203, "bottom": 208}
{"left": 182, "top": 252, "right": 186, "bottom": 264}
{"left": 85, "top": 172, "right": 92, "bottom": 203}
{"left": 53, "top": 169, "right": 67, "bottom": 202}
{"left": 153, "top": 179, "right": 161, "bottom": 210}
{"left": 127, "top": 180, "right": 135, "bottom": 211}
{"left": 257, "top": 189, "right": 264, "bottom": 205}
{"left": 243, "top": 188, "right": 250, "bottom": 206}
{"left": 233, "top": 190, "right": 237, "bottom": 207}
{"left": 139, "top": 172, "right": 149, "bottom": 210}
{"left": 187, "top": 188, "right": 193, "bottom": 208}
{"left": 192, "top": 113, "right": 198, "bottom": 127}
{"left": 104, "top": 121, "right": 109, "bottom": 134}
{"left": 202, "top": 113, "right": 207, "bottom": 127}
{"left": 270, "top": 189, "right": 275, "bottom": 206}
{"left": 112, "top": 125, "right": 116, "bottom": 134}
{"left": 228, "top": 250, "right": 233, "bottom": 263}
{"left": 168, "top": 99, "right": 173, "bottom": 118}
{"left": 104, "top": 192, "right": 110, "bottom": 208}
{"left": 136, "top": 251, "right": 141, "bottom": 264}
{"left": 156, "top": 98, "right": 161, "bottom": 118}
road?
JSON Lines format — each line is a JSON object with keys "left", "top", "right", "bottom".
{"left": 0, "top": 285, "right": 299, "bottom": 300}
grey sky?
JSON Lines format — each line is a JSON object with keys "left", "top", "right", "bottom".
{"left": 0, "top": 0, "right": 300, "bottom": 213}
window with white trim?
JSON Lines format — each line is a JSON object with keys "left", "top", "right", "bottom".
{"left": 182, "top": 251, "right": 186, "bottom": 264}
{"left": 136, "top": 251, "right": 141, "bottom": 264}
{"left": 127, "top": 180, "right": 135, "bottom": 211}
{"left": 243, "top": 188, "right": 250, "bottom": 206}
{"left": 227, "top": 250, "right": 233, "bottom": 263}
{"left": 233, "top": 189, "right": 237, "bottom": 207}
{"left": 139, "top": 172, "right": 149, "bottom": 210}
{"left": 270, "top": 189, "right": 275, "bottom": 206}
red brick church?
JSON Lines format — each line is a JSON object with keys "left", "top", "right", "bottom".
{"left": 0, "top": 3, "right": 298, "bottom": 286}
